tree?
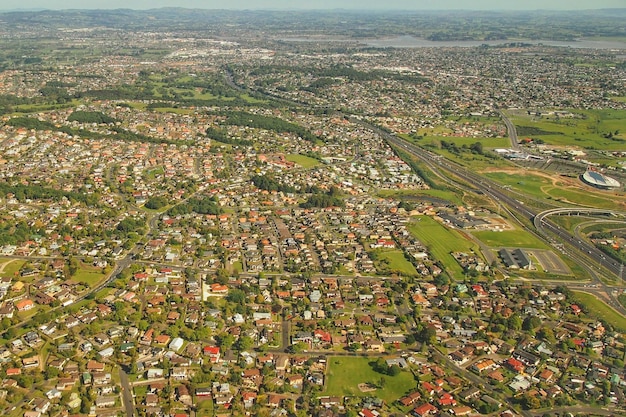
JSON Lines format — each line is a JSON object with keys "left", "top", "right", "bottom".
{"left": 537, "top": 326, "right": 556, "bottom": 344}
{"left": 388, "top": 365, "right": 401, "bottom": 376}
{"left": 470, "top": 141, "right": 484, "bottom": 154}
{"left": 288, "top": 342, "right": 308, "bottom": 353}
{"left": 507, "top": 315, "right": 522, "bottom": 332}
{"left": 68, "top": 110, "right": 116, "bottom": 124}
{"left": 235, "top": 335, "right": 254, "bottom": 352}
{"left": 45, "top": 366, "right": 60, "bottom": 379}
{"left": 216, "top": 334, "right": 235, "bottom": 350}
{"left": 522, "top": 316, "right": 541, "bottom": 332}
{"left": 522, "top": 394, "right": 541, "bottom": 410}
{"left": 372, "top": 358, "right": 388, "bottom": 374}
{"left": 226, "top": 288, "right": 246, "bottom": 305}
{"left": 145, "top": 196, "right": 169, "bottom": 210}
{"left": 81, "top": 399, "right": 93, "bottom": 414}
{"left": 417, "top": 325, "right": 437, "bottom": 345}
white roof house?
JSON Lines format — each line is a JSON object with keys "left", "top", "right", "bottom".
{"left": 169, "top": 337, "right": 184, "bottom": 352}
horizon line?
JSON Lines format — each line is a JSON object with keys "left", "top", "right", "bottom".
{"left": 1, "top": 7, "right": 625, "bottom": 12}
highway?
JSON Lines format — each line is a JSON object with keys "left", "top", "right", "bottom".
{"left": 499, "top": 110, "right": 521, "bottom": 151}
{"left": 224, "top": 70, "right": 626, "bottom": 297}
{"left": 223, "top": 69, "right": 624, "bottom": 281}
{"left": 534, "top": 208, "right": 626, "bottom": 278}
{"left": 361, "top": 120, "right": 626, "bottom": 292}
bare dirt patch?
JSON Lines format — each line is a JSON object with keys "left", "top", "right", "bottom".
{"left": 358, "top": 383, "right": 378, "bottom": 392}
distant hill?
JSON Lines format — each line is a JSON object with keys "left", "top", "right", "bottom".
{"left": 0, "top": 8, "right": 624, "bottom": 41}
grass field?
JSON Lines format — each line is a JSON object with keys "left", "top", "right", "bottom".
{"left": 505, "top": 109, "right": 626, "bottom": 153}
{"left": 14, "top": 101, "right": 79, "bottom": 113}
{"left": 551, "top": 215, "right": 597, "bottom": 231}
{"left": 0, "top": 259, "right": 26, "bottom": 277}
{"left": 73, "top": 267, "right": 107, "bottom": 286}
{"left": 579, "top": 221, "right": 626, "bottom": 235}
{"left": 144, "top": 166, "right": 165, "bottom": 180}
{"left": 377, "top": 189, "right": 464, "bottom": 206}
{"left": 286, "top": 154, "right": 320, "bottom": 168}
{"left": 472, "top": 229, "right": 549, "bottom": 249}
{"left": 152, "top": 107, "right": 195, "bottom": 114}
{"left": 408, "top": 215, "right": 480, "bottom": 279}
{"left": 324, "top": 356, "right": 417, "bottom": 403}
{"left": 125, "top": 102, "right": 148, "bottom": 110}
{"left": 377, "top": 250, "right": 418, "bottom": 276}
{"left": 548, "top": 187, "right": 623, "bottom": 210}
{"left": 425, "top": 136, "right": 510, "bottom": 149}
{"left": 572, "top": 291, "right": 626, "bottom": 332}
{"left": 483, "top": 170, "right": 624, "bottom": 210}
{"left": 417, "top": 137, "right": 512, "bottom": 170}
{"left": 483, "top": 171, "right": 549, "bottom": 199}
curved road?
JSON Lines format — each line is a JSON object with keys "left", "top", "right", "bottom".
{"left": 375, "top": 127, "right": 626, "bottom": 319}
{"left": 499, "top": 110, "right": 521, "bottom": 151}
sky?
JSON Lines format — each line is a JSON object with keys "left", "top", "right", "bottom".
{"left": 1, "top": 0, "right": 624, "bottom": 11}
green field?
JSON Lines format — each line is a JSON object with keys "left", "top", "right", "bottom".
{"left": 425, "top": 136, "right": 510, "bottom": 149}
{"left": 572, "top": 291, "right": 626, "bottom": 332}
{"left": 377, "top": 189, "right": 464, "bottom": 206}
{"left": 152, "top": 107, "right": 195, "bottom": 114}
{"left": 483, "top": 171, "right": 624, "bottom": 210}
{"left": 506, "top": 109, "right": 626, "bottom": 152}
{"left": 377, "top": 250, "right": 418, "bottom": 276}
{"left": 408, "top": 215, "right": 481, "bottom": 279}
{"left": 472, "top": 229, "right": 549, "bottom": 249}
{"left": 125, "top": 102, "right": 148, "bottom": 110}
{"left": 551, "top": 215, "right": 597, "bottom": 231}
{"left": 285, "top": 154, "right": 320, "bottom": 168}
{"left": 148, "top": 75, "right": 266, "bottom": 105}
{"left": 14, "top": 101, "right": 79, "bottom": 113}
{"left": 548, "top": 187, "right": 623, "bottom": 210}
{"left": 73, "top": 267, "right": 107, "bottom": 286}
{"left": 415, "top": 136, "right": 512, "bottom": 170}
{"left": 484, "top": 171, "right": 549, "bottom": 198}
{"left": 144, "top": 167, "right": 165, "bottom": 180}
{"left": 0, "top": 259, "right": 26, "bottom": 277}
{"left": 324, "top": 356, "right": 417, "bottom": 403}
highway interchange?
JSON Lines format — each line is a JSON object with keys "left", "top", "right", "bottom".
{"left": 369, "top": 117, "right": 626, "bottom": 317}
{"left": 228, "top": 70, "right": 626, "bottom": 313}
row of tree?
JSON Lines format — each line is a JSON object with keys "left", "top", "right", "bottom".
{"left": 166, "top": 196, "right": 222, "bottom": 216}
{"left": 0, "top": 182, "right": 98, "bottom": 205}
{"left": 68, "top": 110, "right": 117, "bottom": 124}
{"left": 205, "top": 126, "right": 253, "bottom": 146}
{"left": 216, "top": 111, "right": 319, "bottom": 143}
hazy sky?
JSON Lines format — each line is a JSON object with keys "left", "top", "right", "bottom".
{"left": 1, "top": 0, "right": 624, "bottom": 11}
